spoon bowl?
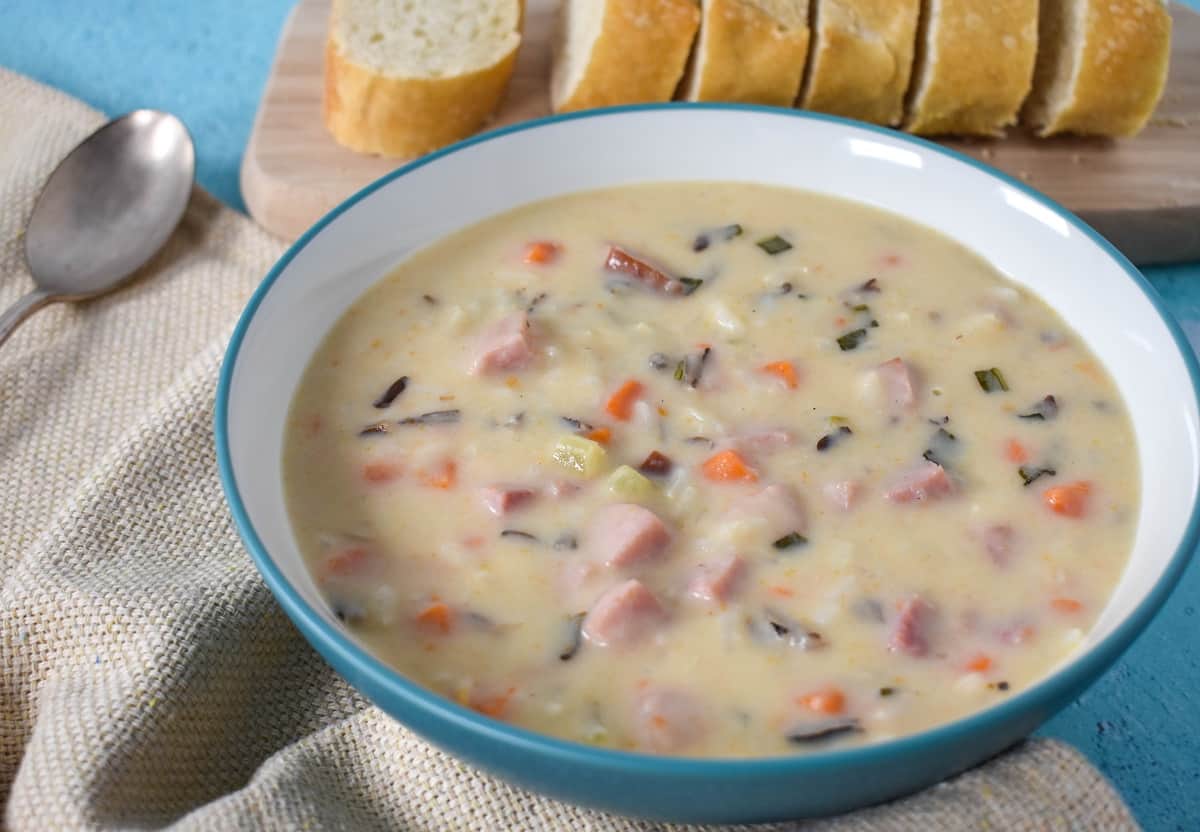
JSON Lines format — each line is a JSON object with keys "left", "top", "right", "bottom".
{"left": 0, "top": 110, "right": 195, "bottom": 345}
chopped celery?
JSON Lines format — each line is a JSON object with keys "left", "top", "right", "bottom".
{"left": 552, "top": 435, "right": 607, "bottom": 477}
{"left": 605, "top": 465, "right": 658, "bottom": 502}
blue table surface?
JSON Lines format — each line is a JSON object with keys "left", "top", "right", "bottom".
{"left": 5, "top": 2, "right": 1198, "bottom": 828}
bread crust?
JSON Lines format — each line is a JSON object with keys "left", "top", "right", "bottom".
{"left": 685, "top": 0, "right": 810, "bottom": 106}
{"left": 800, "top": 0, "right": 921, "bottom": 126}
{"left": 322, "top": 13, "right": 520, "bottom": 157}
{"left": 1024, "top": 0, "right": 1172, "bottom": 137}
{"left": 552, "top": 0, "right": 701, "bottom": 113}
{"left": 904, "top": 0, "right": 1039, "bottom": 136}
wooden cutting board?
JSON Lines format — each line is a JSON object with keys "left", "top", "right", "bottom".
{"left": 243, "top": 0, "right": 1200, "bottom": 266}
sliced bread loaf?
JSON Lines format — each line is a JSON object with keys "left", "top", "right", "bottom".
{"left": 551, "top": 0, "right": 701, "bottom": 113}
{"left": 323, "top": 0, "right": 523, "bottom": 157}
{"left": 799, "top": 0, "right": 921, "bottom": 126}
{"left": 903, "top": 0, "right": 1039, "bottom": 136}
{"left": 683, "top": 0, "right": 810, "bottom": 106}
{"left": 1022, "top": 0, "right": 1172, "bottom": 137}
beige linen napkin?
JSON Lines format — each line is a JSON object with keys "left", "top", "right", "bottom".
{"left": 0, "top": 67, "right": 1138, "bottom": 831}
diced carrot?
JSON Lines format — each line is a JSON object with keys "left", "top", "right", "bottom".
{"left": 965, "top": 653, "right": 992, "bottom": 673}
{"left": 768, "top": 585, "right": 795, "bottom": 598}
{"left": 523, "top": 241, "right": 560, "bottom": 265}
{"left": 798, "top": 688, "right": 845, "bottom": 715}
{"left": 471, "top": 686, "right": 517, "bottom": 718}
{"left": 323, "top": 545, "right": 370, "bottom": 577}
{"left": 701, "top": 450, "right": 758, "bottom": 483}
{"left": 362, "top": 461, "right": 402, "bottom": 484}
{"left": 605, "top": 379, "right": 644, "bottom": 422}
{"left": 415, "top": 602, "right": 455, "bottom": 635}
{"left": 1004, "top": 439, "right": 1030, "bottom": 464}
{"left": 418, "top": 459, "right": 458, "bottom": 490}
{"left": 505, "top": 376, "right": 520, "bottom": 389}
{"left": 1043, "top": 481, "right": 1091, "bottom": 517}
{"left": 1051, "top": 598, "right": 1083, "bottom": 614}
{"left": 760, "top": 361, "right": 800, "bottom": 390}
{"left": 584, "top": 427, "right": 612, "bottom": 444}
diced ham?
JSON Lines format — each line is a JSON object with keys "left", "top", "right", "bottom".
{"left": 823, "top": 480, "right": 862, "bottom": 511}
{"left": 729, "top": 429, "right": 795, "bottom": 458}
{"left": 884, "top": 460, "right": 954, "bottom": 503}
{"left": 469, "top": 312, "right": 533, "bottom": 375}
{"left": 873, "top": 357, "right": 919, "bottom": 414}
{"left": 587, "top": 503, "right": 671, "bottom": 568}
{"left": 889, "top": 596, "right": 934, "bottom": 657}
{"left": 687, "top": 554, "right": 746, "bottom": 604}
{"left": 726, "top": 484, "right": 807, "bottom": 537}
{"left": 581, "top": 579, "right": 667, "bottom": 647}
{"left": 479, "top": 485, "right": 536, "bottom": 516}
{"left": 632, "top": 688, "right": 705, "bottom": 752}
{"left": 981, "top": 524, "right": 1015, "bottom": 567}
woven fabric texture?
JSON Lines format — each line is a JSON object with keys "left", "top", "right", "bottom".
{"left": 0, "top": 68, "right": 1138, "bottom": 831}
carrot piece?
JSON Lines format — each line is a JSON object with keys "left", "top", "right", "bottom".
{"left": 1051, "top": 598, "right": 1083, "bottom": 613}
{"left": 584, "top": 427, "right": 612, "bottom": 445}
{"left": 965, "top": 653, "right": 992, "bottom": 673}
{"left": 798, "top": 688, "right": 845, "bottom": 715}
{"left": 323, "top": 545, "right": 370, "bottom": 577}
{"left": 415, "top": 602, "right": 455, "bottom": 635}
{"left": 768, "top": 585, "right": 795, "bottom": 598}
{"left": 1043, "top": 481, "right": 1091, "bottom": 517}
{"left": 523, "top": 241, "right": 560, "bottom": 265}
{"left": 701, "top": 450, "right": 758, "bottom": 483}
{"left": 471, "top": 686, "right": 517, "bottom": 718}
{"left": 362, "top": 461, "right": 402, "bottom": 484}
{"left": 760, "top": 361, "right": 800, "bottom": 390}
{"left": 418, "top": 459, "right": 458, "bottom": 490}
{"left": 605, "top": 379, "right": 644, "bottom": 421}
{"left": 1004, "top": 439, "right": 1030, "bottom": 464}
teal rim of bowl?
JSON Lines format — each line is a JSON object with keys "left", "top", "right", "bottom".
{"left": 216, "top": 102, "right": 1200, "bottom": 778}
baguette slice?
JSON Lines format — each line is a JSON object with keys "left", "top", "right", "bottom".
{"left": 904, "top": 0, "right": 1039, "bottom": 136}
{"left": 799, "top": 0, "right": 921, "bottom": 126}
{"left": 323, "top": 0, "right": 523, "bottom": 157}
{"left": 683, "top": 0, "right": 810, "bottom": 107}
{"left": 551, "top": 0, "right": 701, "bottom": 113}
{"left": 1022, "top": 0, "right": 1172, "bottom": 137}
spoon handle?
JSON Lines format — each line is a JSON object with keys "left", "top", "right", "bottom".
{"left": 0, "top": 289, "right": 54, "bottom": 348}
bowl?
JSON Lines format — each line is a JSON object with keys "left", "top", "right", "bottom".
{"left": 216, "top": 105, "right": 1200, "bottom": 823}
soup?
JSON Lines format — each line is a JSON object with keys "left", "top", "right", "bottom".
{"left": 283, "top": 183, "right": 1137, "bottom": 757}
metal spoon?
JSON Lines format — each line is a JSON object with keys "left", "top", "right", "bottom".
{"left": 0, "top": 110, "right": 195, "bottom": 347}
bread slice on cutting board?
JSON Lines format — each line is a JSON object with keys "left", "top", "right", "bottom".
{"left": 904, "top": 0, "right": 1039, "bottom": 136}
{"left": 798, "top": 0, "right": 921, "bottom": 126}
{"left": 323, "top": 0, "right": 524, "bottom": 157}
{"left": 550, "top": 0, "right": 701, "bottom": 113}
{"left": 682, "top": 0, "right": 810, "bottom": 107}
{"left": 1022, "top": 0, "right": 1172, "bottom": 137}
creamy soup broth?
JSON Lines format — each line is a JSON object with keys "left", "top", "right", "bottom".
{"left": 283, "top": 183, "right": 1137, "bottom": 757}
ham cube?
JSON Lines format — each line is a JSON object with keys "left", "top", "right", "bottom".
{"left": 729, "top": 429, "right": 795, "bottom": 458}
{"left": 470, "top": 312, "right": 533, "bottom": 375}
{"left": 889, "top": 596, "right": 934, "bottom": 657}
{"left": 687, "top": 554, "right": 746, "bottom": 604}
{"left": 633, "top": 688, "right": 706, "bottom": 752}
{"left": 479, "top": 485, "right": 536, "bottom": 516}
{"left": 981, "top": 524, "right": 1015, "bottom": 567}
{"left": 581, "top": 579, "right": 667, "bottom": 647}
{"left": 876, "top": 357, "right": 919, "bottom": 413}
{"left": 884, "top": 461, "right": 954, "bottom": 503}
{"left": 823, "top": 480, "right": 862, "bottom": 511}
{"left": 588, "top": 503, "right": 671, "bottom": 568}
{"left": 727, "top": 484, "right": 807, "bottom": 537}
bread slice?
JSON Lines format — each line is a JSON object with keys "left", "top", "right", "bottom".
{"left": 683, "top": 0, "right": 810, "bottom": 107}
{"left": 798, "top": 0, "right": 921, "bottom": 126}
{"left": 1022, "top": 0, "right": 1172, "bottom": 137}
{"left": 903, "top": 0, "right": 1039, "bottom": 136}
{"left": 323, "top": 0, "right": 523, "bottom": 157}
{"left": 551, "top": 0, "right": 701, "bottom": 113}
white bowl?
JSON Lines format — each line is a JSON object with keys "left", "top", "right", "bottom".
{"left": 217, "top": 105, "right": 1200, "bottom": 822}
